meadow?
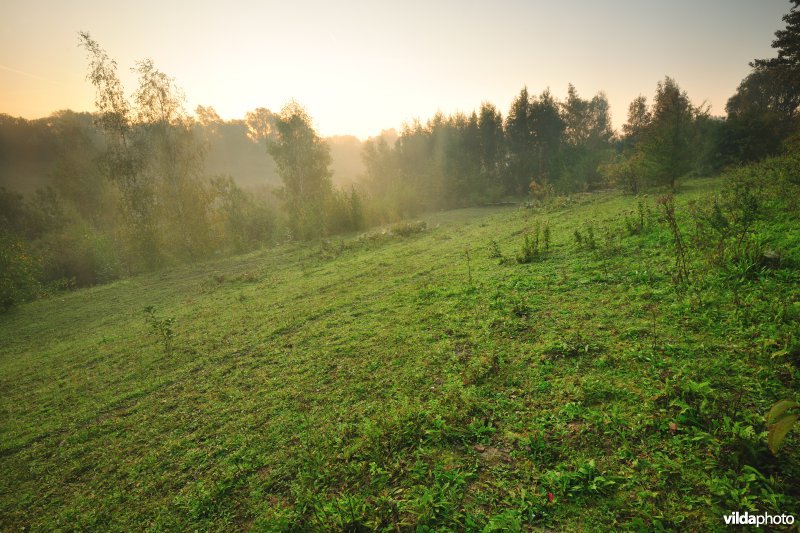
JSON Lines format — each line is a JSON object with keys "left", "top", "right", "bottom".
{"left": 1, "top": 175, "right": 799, "bottom": 530}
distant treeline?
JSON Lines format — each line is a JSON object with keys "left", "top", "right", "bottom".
{"left": 360, "top": 70, "right": 795, "bottom": 220}
{"left": 0, "top": 111, "right": 364, "bottom": 195}
{"left": 1, "top": 2, "right": 799, "bottom": 309}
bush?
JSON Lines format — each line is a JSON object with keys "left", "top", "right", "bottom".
{"left": 687, "top": 165, "right": 764, "bottom": 266}
{"left": 36, "top": 222, "right": 122, "bottom": 287}
{"left": 516, "top": 220, "right": 550, "bottom": 263}
{"left": 0, "top": 232, "right": 41, "bottom": 310}
{"left": 391, "top": 220, "right": 427, "bottom": 237}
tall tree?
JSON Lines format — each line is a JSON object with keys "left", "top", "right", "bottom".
{"left": 133, "top": 59, "right": 212, "bottom": 260}
{"left": 267, "top": 102, "right": 332, "bottom": 240}
{"left": 752, "top": 0, "right": 800, "bottom": 94}
{"left": 529, "top": 89, "right": 565, "bottom": 187}
{"left": 723, "top": 1, "right": 800, "bottom": 161}
{"left": 245, "top": 108, "right": 277, "bottom": 144}
{"left": 559, "top": 86, "right": 614, "bottom": 190}
{"left": 640, "top": 77, "right": 696, "bottom": 188}
{"left": 622, "top": 95, "right": 652, "bottom": 150}
{"left": 504, "top": 87, "right": 535, "bottom": 194}
{"left": 477, "top": 102, "right": 505, "bottom": 198}
{"left": 79, "top": 32, "right": 158, "bottom": 268}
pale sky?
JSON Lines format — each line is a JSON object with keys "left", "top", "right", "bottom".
{"left": 0, "top": 0, "right": 790, "bottom": 139}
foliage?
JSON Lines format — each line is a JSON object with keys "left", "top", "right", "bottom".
{"left": 0, "top": 232, "right": 41, "bottom": 310}
{"left": 391, "top": 220, "right": 427, "bottom": 237}
{"left": 36, "top": 220, "right": 122, "bottom": 287}
{"left": 657, "top": 194, "right": 690, "bottom": 285}
{"left": 516, "top": 220, "right": 550, "bottom": 263}
{"left": 2, "top": 177, "right": 799, "bottom": 530}
{"left": 623, "top": 196, "right": 654, "bottom": 236}
{"left": 722, "top": 1, "right": 800, "bottom": 163}
{"left": 766, "top": 400, "right": 799, "bottom": 455}
{"left": 573, "top": 220, "right": 597, "bottom": 250}
{"left": 639, "top": 78, "right": 697, "bottom": 188}
{"left": 143, "top": 305, "right": 176, "bottom": 354}
{"left": 599, "top": 152, "right": 645, "bottom": 193}
{"left": 267, "top": 101, "right": 333, "bottom": 240}
{"left": 209, "top": 176, "right": 276, "bottom": 253}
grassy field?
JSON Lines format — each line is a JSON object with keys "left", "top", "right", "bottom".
{"left": 1, "top": 177, "right": 799, "bottom": 530}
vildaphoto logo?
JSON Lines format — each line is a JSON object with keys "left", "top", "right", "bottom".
{"left": 723, "top": 511, "right": 795, "bottom": 527}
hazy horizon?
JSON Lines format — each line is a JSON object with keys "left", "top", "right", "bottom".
{"left": 1, "top": 0, "right": 789, "bottom": 139}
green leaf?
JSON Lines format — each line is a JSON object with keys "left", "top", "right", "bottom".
{"left": 767, "top": 414, "right": 798, "bottom": 455}
{"left": 770, "top": 349, "right": 788, "bottom": 359}
{"left": 766, "top": 400, "right": 799, "bottom": 425}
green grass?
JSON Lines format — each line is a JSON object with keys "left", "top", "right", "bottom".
{"left": 1, "top": 177, "right": 799, "bottom": 530}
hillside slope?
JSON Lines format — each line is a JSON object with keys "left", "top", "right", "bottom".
{"left": 1, "top": 178, "right": 798, "bottom": 530}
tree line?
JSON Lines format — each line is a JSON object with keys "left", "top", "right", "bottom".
{"left": 2, "top": 1, "right": 799, "bottom": 309}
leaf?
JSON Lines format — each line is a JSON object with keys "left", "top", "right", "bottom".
{"left": 766, "top": 400, "right": 799, "bottom": 425}
{"left": 770, "top": 349, "right": 788, "bottom": 359}
{"left": 767, "top": 414, "right": 798, "bottom": 455}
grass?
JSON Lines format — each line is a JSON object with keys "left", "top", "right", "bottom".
{"left": 1, "top": 177, "right": 799, "bottom": 530}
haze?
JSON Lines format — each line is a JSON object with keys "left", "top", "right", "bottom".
{"left": 0, "top": 0, "right": 789, "bottom": 138}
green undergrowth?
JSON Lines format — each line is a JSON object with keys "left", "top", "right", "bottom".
{"left": 1, "top": 176, "right": 798, "bottom": 530}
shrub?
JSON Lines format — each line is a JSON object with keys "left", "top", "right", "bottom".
{"left": 657, "top": 194, "right": 690, "bottom": 285}
{"left": 0, "top": 232, "right": 41, "bottom": 311}
{"left": 144, "top": 306, "right": 176, "bottom": 354}
{"left": 573, "top": 220, "right": 597, "bottom": 251}
{"left": 36, "top": 222, "right": 122, "bottom": 287}
{"left": 623, "top": 196, "right": 654, "bottom": 236}
{"left": 391, "top": 220, "right": 427, "bottom": 237}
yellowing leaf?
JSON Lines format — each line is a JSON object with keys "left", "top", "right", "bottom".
{"left": 767, "top": 414, "right": 798, "bottom": 455}
{"left": 766, "top": 400, "right": 799, "bottom": 425}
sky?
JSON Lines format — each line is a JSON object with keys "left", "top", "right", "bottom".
{"left": 0, "top": 0, "right": 791, "bottom": 139}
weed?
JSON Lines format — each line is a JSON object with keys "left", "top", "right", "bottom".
{"left": 392, "top": 220, "right": 427, "bottom": 237}
{"left": 708, "top": 465, "right": 789, "bottom": 514}
{"left": 312, "top": 494, "right": 369, "bottom": 531}
{"left": 542, "top": 459, "right": 618, "bottom": 499}
{"left": 464, "top": 247, "right": 473, "bottom": 288}
{"left": 517, "top": 220, "right": 550, "bottom": 263}
{"left": 623, "top": 196, "right": 654, "bottom": 236}
{"left": 488, "top": 240, "right": 504, "bottom": 262}
{"left": 143, "top": 305, "right": 176, "bottom": 353}
{"left": 657, "top": 194, "right": 690, "bottom": 286}
{"left": 600, "top": 227, "right": 622, "bottom": 258}
{"left": 573, "top": 220, "right": 597, "bottom": 251}
{"left": 544, "top": 333, "right": 600, "bottom": 359}
{"left": 543, "top": 221, "right": 551, "bottom": 252}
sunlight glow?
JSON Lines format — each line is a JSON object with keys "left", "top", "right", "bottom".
{"left": 0, "top": 0, "right": 788, "bottom": 139}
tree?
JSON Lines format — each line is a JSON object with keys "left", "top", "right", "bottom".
{"left": 640, "top": 77, "right": 696, "bottom": 188}
{"left": 267, "top": 102, "right": 332, "bottom": 240}
{"left": 722, "top": 1, "right": 800, "bottom": 162}
{"left": 529, "top": 89, "right": 565, "bottom": 188}
{"left": 133, "top": 59, "right": 212, "bottom": 260}
{"left": 622, "top": 95, "right": 652, "bottom": 150}
{"left": 752, "top": 0, "right": 800, "bottom": 95}
{"left": 477, "top": 102, "right": 505, "bottom": 198}
{"left": 504, "top": 87, "right": 535, "bottom": 194}
{"left": 79, "top": 32, "right": 214, "bottom": 267}
{"left": 559, "top": 85, "right": 614, "bottom": 190}
{"left": 79, "top": 31, "right": 157, "bottom": 268}
{"left": 723, "top": 70, "right": 795, "bottom": 161}
{"left": 245, "top": 107, "right": 277, "bottom": 144}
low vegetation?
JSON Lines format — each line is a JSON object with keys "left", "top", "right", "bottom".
{"left": 1, "top": 162, "right": 798, "bottom": 529}
{"left": 2, "top": 3, "right": 800, "bottom": 530}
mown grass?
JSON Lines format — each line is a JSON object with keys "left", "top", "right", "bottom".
{"left": 1, "top": 177, "right": 798, "bottom": 530}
